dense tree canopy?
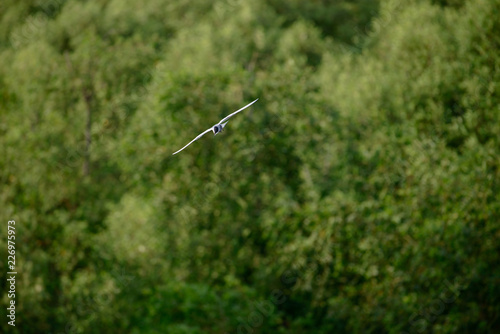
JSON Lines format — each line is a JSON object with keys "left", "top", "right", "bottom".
{"left": 1, "top": 0, "right": 499, "bottom": 333}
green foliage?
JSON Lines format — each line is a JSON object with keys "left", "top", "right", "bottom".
{"left": 1, "top": 0, "right": 499, "bottom": 333}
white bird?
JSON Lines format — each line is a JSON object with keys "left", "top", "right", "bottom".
{"left": 172, "top": 98, "right": 259, "bottom": 155}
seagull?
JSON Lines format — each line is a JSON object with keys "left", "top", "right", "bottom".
{"left": 172, "top": 98, "right": 259, "bottom": 155}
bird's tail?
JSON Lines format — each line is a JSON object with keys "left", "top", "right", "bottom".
{"left": 220, "top": 121, "right": 228, "bottom": 130}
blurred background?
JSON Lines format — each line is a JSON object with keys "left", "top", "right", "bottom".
{"left": 1, "top": 0, "right": 499, "bottom": 333}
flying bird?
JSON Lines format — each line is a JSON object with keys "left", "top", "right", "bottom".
{"left": 172, "top": 98, "right": 259, "bottom": 155}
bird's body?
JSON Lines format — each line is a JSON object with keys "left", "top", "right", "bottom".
{"left": 172, "top": 99, "right": 258, "bottom": 155}
{"left": 212, "top": 122, "right": 228, "bottom": 135}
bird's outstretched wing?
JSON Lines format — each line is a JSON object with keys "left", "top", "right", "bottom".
{"left": 218, "top": 98, "right": 259, "bottom": 124}
{"left": 172, "top": 128, "right": 213, "bottom": 155}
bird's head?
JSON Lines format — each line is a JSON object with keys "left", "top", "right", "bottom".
{"left": 213, "top": 124, "right": 221, "bottom": 135}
